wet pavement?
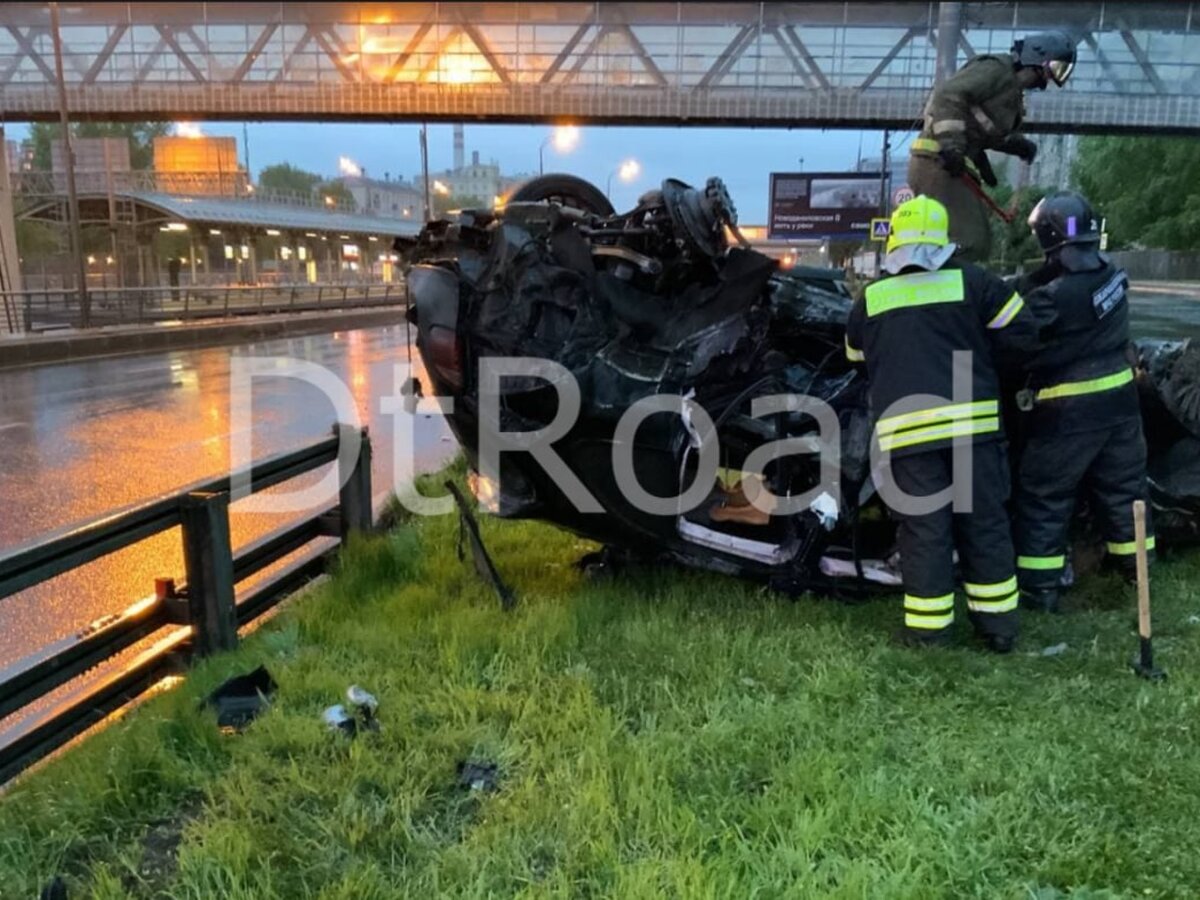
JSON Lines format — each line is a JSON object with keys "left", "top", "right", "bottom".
{"left": 0, "top": 325, "right": 453, "bottom": 671}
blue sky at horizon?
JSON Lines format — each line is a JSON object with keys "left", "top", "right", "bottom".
{"left": 6, "top": 121, "right": 901, "bottom": 222}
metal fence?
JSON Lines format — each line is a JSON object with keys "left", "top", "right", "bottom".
{"left": 1111, "top": 250, "right": 1200, "bottom": 282}
{"left": 1, "top": 281, "right": 406, "bottom": 334}
{"left": 0, "top": 425, "right": 372, "bottom": 783}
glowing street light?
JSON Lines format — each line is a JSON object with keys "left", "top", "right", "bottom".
{"left": 432, "top": 180, "right": 450, "bottom": 195}
{"left": 606, "top": 158, "right": 641, "bottom": 199}
{"left": 173, "top": 121, "right": 203, "bottom": 138}
{"left": 338, "top": 155, "right": 362, "bottom": 177}
{"left": 539, "top": 125, "right": 580, "bottom": 175}
{"left": 324, "top": 195, "right": 336, "bottom": 207}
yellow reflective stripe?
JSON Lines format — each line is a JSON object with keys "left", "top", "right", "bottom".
{"left": 964, "top": 576, "right": 1018, "bottom": 598}
{"left": 933, "top": 119, "right": 967, "bottom": 135}
{"left": 906, "top": 611, "right": 954, "bottom": 629}
{"left": 877, "top": 400, "right": 998, "bottom": 436}
{"left": 1018, "top": 555, "right": 1065, "bottom": 570}
{"left": 967, "top": 592, "right": 1019, "bottom": 614}
{"left": 865, "top": 270, "right": 964, "bottom": 317}
{"left": 1107, "top": 536, "right": 1155, "bottom": 555}
{"left": 1035, "top": 368, "right": 1134, "bottom": 402}
{"left": 878, "top": 417, "right": 1000, "bottom": 452}
{"left": 911, "top": 137, "right": 940, "bottom": 153}
{"left": 987, "top": 292, "right": 1024, "bottom": 329}
{"left": 845, "top": 336, "right": 865, "bottom": 362}
{"left": 904, "top": 593, "right": 955, "bottom": 612}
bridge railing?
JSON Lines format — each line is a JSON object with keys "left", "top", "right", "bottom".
{"left": 1, "top": 281, "right": 406, "bottom": 334}
{"left": 0, "top": 424, "right": 372, "bottom": 783}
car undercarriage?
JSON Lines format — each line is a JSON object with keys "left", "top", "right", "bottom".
{"left": 398, "top": 173, "right": 1200, "bottom": 596}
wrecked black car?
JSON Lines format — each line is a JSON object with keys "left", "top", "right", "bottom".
{"left": 399, "top": 174, "right": 1200, "bottom": 595}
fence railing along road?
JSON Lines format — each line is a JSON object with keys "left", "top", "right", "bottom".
{"left": 1, "top": 282, "right": 406, "bottom": 334}
{"left": 0, "top": 425, "right": 372, "bottom": 783}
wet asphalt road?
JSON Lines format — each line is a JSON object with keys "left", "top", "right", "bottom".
{"left": 0, "top": 291, "right": 1195, "bottom": 675}
{"left": 0, "top": 325, "right": 453, "bottom": 673}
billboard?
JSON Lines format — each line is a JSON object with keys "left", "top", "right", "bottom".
{"left": 768, "top": 172, "right": 886, "bottom": 240}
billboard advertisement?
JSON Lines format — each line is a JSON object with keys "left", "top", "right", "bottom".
{"left": 768, "top": 172, "right": 886, "bottom": 240}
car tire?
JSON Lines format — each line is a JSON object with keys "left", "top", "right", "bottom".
{"left": 507, "top": 174, "right": 615, "bottom": 216}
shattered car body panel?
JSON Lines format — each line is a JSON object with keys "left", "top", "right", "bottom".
{"left": 399, "top": 175, "right": 1200, "bottom": 594}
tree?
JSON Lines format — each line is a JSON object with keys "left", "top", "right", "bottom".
{"left": 28, "top": 121, "right": 169, "bottom": 170}
{"left": 1074, "top": 136, "right": 1200, "bottom": 251}
{"left": 317, "top": 180, "right": 356, "bottom": 211}
{"left": 259, "top": 163, "right": 321, "bottom": 198}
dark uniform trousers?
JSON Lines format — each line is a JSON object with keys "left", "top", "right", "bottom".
{"left": 907, "top": 154, "right": 993, "bottom": 263}
{"left": 1016, "top": 422, "right": 1152, "bottom": 590}
{"left": 889, "top": 441, "right": 1019, "bottom": 640}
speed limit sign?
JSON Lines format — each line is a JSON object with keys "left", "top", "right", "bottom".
{"left": 892, "top": 185, "right": 915, "bottom": 207}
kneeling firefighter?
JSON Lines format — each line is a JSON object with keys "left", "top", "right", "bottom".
{"left": 845, "top": 196, "right": 1037, "bottom": 652}
{"left": 908, "top": 31, "right": 1077, "bottom": 261}
{"left": 1013, "top": 192, "right": 1151, "bottom": 612}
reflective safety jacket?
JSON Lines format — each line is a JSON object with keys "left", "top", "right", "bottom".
{"left": 1017, "top": 259, "right": 1140, "bottom": 435}
{"left": 845, "top": 263, "right": 1038, "bottom": 457}
{"left": 911, "top": 55, "right": 1026, "bottom": 165}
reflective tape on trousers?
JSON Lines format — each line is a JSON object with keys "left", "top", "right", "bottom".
{"left": 1035, "top": 368, "right": 1134, "bottom": 402}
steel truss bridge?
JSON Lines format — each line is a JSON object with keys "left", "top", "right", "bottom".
{"left": 1, "top": 3, "right": 1198, "bottom": 132}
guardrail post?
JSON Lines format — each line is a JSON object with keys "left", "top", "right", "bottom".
{"left": 335, "top": 424, "right": 373, "bottom": 540}
{"left": 180, "top": 491, "right": 238, "bottom": 656}
{"left": 23, "top": 292, "right": 31, "bottom": 333}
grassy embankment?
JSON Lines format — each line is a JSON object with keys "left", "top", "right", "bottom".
{"left": 2, "top": 469, "right": 1200, "bottom": 898}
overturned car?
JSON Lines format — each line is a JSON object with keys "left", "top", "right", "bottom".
{"left": 399, "top": 174, "right": 1200, "bottom": 595}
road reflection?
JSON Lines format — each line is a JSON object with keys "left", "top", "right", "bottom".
{"left": 0, "top": 325, "right": 454, "bottom": 669}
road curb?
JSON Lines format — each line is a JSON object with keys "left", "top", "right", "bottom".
{"left": 0, "top": 307, "right": 409, "bottom": 371}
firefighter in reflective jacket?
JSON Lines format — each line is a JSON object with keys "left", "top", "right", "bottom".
{"left": 908, "top": 31, "right": 1077, "bottom": 261}
{"left": 845, "top": 196, "right": 1038, "bottom": 652}
{"left": 1013, "top": 192, "right": 1150, "bottom": 612}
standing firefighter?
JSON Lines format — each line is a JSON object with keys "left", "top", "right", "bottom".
{"left": 908, "top": 31, "right": 1077, "bottom": 261}
{"left": 1013, "top": 192, "right": 1150, "bottom": 612}
{"left": 845, "top": 196, "right": 1037, "bottom": 652}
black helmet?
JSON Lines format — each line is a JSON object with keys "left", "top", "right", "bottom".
{"left": 1028, "top": 191, "right": 1103, "bottom": 271}
{"left": 1011, "top": 31, "right": 1076, "bottom": 88}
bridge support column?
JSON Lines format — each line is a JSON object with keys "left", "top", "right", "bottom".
{"left": 0, "top": 126, "right": 24, "bottom": 334}
{"left": 935, "top": 2, "right": 963, "bottom": 84}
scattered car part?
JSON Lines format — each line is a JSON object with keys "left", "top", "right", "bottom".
{"left": 457, "top": 759, "right": 500, "bottom": 792}
{"left": 204, "top": 665, "right": 276, "bottom": 732}
{"left": 447, "top": 481, "right": 517, "bottom": 610}
{"left": 322, "top": 704, "right": 357, "bottom": 736}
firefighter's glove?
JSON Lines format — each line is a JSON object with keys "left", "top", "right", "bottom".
{"left": 938, "top": 147, "right": 967, "bottom": 176}
{"left": 1002, "top": 135, "right": 1039, "bottom": 163}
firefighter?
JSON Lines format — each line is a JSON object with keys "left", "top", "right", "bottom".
{"left": 845, "top": 196, "right": 1037, "bottom": 652}
{"left": 908, "top": 31, "right": 1077, "bottom": 262}
{"left": 1013, "top": 192, "right": 1150, "bottom": 612}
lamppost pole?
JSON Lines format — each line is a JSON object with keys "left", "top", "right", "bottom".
{"left": 49, "top": 1, "right": 89, "bottom": 326}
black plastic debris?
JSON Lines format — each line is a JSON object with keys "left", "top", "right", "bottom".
{"left": 346, "top": 684, "right": 380, "bottom": 732}
{"left": 40, "top": 877, "right": 67, "bottom": 900}
{"left": 447, "top": 481, "right": 517, "bottom": 610}
{"left": 457, "top": 760, "right": 500, "bottom": 793}
{"left": 204, "top": 665, "right": 276, "bottom": 732}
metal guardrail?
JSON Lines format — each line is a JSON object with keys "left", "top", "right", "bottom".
{"left": 1, "top": 282, "right": 405, "bottom": 333}
{"left": 0, "top": 423, "right": 373, "bottom": 783}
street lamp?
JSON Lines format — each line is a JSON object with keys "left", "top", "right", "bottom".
{"left": 539, "top": 125, "right": 579, "bottom": 175}
{"left": 606, "top": 158, "right": 641, "bottom": 199}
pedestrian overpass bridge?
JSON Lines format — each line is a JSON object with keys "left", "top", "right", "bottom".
{"left": 1, "top": 2, "right": 1197, "bottom": 133}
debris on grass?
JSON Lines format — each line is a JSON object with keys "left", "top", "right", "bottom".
{"left": 322, "top": 704, "right": 357, "bottom": 736}
{"left": 39, "top": 877, "right": 66, "bottom": 900}
{"left": 204, "top": 665, "right": 276, "bottom": 732}
{"left": 457, "top": 760, "right": 500, "bottom": 793}
{"left": 1041, "top": 642, "right": 1070, "bottom": 657}
{"left": 346, "top": 684, "right": 381, "bottom": 732}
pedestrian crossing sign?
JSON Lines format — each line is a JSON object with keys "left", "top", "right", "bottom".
{"left": 870, "top": 218, "right": 891, "bottom": 241}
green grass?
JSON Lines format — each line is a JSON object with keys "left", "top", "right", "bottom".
{"left": 3, "top": 472, "right": 1200, "bottom": 898}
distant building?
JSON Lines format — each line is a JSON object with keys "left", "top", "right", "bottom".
{"left": 417, "top": 149, "right": 534, "bottom": 208}
{"left": 1027, "top": 133, "right": 1080, "bottom": 190}
{"left": 152, "top": 135, "right": 246, "bottom": 195}
{"left": 50, "top": 137, "right": 131, "bottom": 192}
{"left": 339, "top": 174, "right": 422, "bottom": 219}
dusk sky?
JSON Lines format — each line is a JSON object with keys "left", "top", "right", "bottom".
{"left": 9, "top": 121, "right": 896, "bottom": 222}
